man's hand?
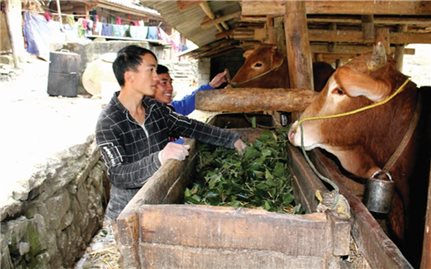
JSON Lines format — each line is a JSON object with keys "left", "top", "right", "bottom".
{"left": 233, "top": 139, "right": 247, "bottom": 155}
{"left": 158, "top": 142, "right": 190, "bottom": 165}
{"left": 209, "top": 70, "right": 228, "bottom": 88}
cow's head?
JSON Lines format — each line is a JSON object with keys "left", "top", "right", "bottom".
{"left": 230, "top": 45, "right": 286, "bottom": 88}
{"left": 288, "top": 43, "right": 412, "bottom": 178}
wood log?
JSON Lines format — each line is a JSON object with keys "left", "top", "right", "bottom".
{"left": 5, "top": 0, "right": 26, "bottom": 67}
{"left": 195, "top": 88, "right": 317, "bottom": 113}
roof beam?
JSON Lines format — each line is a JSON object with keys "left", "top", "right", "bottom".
{"left": 177, "top": 0, "right": 202, "bottom": 11}
{"left": 241, "top": 0, "right": 431, "bottom": 16}
{"left": 199, "top": 1, "right": 225, "bottom": 31}
{"left": 201, "top": 11, "right": 241, "bottom": 29}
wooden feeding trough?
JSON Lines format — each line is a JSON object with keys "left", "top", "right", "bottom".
{"left": 114, "top": 112, "right": 412, "bottom": 269}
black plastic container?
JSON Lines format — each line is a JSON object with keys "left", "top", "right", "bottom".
{"left": 47, "top": 50, "right": 81, "bottom": 97}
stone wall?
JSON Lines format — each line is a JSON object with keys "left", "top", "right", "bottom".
{"left": 0, "top": 135, "right": 108, "bottom": 269}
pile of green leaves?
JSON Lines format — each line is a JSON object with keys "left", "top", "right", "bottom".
{"left": 184, "top": 128, "right": 303, "bottom": 214}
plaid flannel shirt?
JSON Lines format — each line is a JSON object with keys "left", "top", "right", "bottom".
{"left": 96, "top": 92, "right": 240, "bottom": 219}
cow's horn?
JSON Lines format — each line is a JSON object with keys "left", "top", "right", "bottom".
{"left": 367, "top": 42, "right": 387, "bottom": 71}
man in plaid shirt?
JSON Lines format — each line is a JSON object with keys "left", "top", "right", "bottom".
{"left": 95, "top": 45, "right": 247, "bottom": 220}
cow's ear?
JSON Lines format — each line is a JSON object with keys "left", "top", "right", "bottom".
{"left": 271, "top": 46, "right": 284, "bottom": 67}
{"left": 367, "top": 42, "right": 387, "bottom": 71}
{"left": 335, "top": 66, "right": 391, "bottom": 102}
{"left": 243, "top": 49, "right": 254, "bottom": 59}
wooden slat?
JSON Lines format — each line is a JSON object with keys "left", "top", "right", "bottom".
{"left": 307, "top": 16, "right": 431, "bottom": 26}
{"left": 310, "top": 44, "right": 415, "bottom": 55}
{"left": 177, "top": 0, "right": 202, "bottom": 11}
{"left": 309, "top": 29, "right": 431, "bottom": 44}
{"left": 201, "top": 11, "right": 241, "bottom": 29}
{"left": 241, "top": 0, "right": 431, "bottom": 16}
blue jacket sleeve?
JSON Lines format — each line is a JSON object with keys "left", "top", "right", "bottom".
{"left": 171, "top": 84, "right": 213, "bottom": 115}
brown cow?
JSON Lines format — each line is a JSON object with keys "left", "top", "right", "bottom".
{"left": 288, "top": 43, "right": 430, "bottom": 266}
{"left": 230, "top": 45, "right": 334, "bottom": 91}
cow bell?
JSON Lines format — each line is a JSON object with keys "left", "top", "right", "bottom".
{"left": 363, "top": 170, "right": 394, "bottom": 214}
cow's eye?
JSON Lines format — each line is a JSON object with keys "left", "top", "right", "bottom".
{"left": 253, "top": 62, "right": 263, "bottom": 68}
{"left": 331, "top": 87, "right": 344, "bottom": 95}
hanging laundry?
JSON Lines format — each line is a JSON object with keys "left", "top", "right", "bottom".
{"left": 147, "top": 26, "right": 158, "bottom": 40}
{"left": 101, "top": 23, "right": 113, "bottom": 36}
{"left": 23, "top": 11, "right": 51, "bottom": 61}
{"left": 43, "top": 11, "right": 51, "bottom": 21}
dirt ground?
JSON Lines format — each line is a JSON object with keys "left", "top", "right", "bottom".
{"left": 1, "top": 44, "right": 430, "bottom": 268}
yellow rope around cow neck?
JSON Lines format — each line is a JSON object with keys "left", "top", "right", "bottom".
{"left": 297, "top": 77, "right": 411, "bottom": 126}
{"left": 295, "top": 77, "right": 411, "bottom": 212}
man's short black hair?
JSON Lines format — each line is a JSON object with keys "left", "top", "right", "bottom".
{"left": 112, "top": 45, "right": 157, "bottom": 86}
{"left": 157, "top": 64, "right": 169, "bottom": 75}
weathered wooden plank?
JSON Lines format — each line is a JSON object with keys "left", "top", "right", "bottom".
{"left": 308, "top": 29, "right": 431, "bottom": 44}
{"left": 310, "top": 44, "right": 415, "bottom": 55}
{"left": 140, "top": 243, "right": 324, "bottom": 269}
{"left": 195, "top": 88, "right": 317, "bottom": 113}
{"left": 391, "top": 32, "right": 431, "bottom": 44}
{"left": 288, "top": 144, "right": 327, "bottom": 213}
{"left": 115, "top": 211, "right": 141, "bottom": 269}
{"left": 307, "top": 16, "right": 431, "bottom": 26}
{"left": 284, "top": 1, "right": 314, "bottom": 91}
{"left": 241, "top": 0, "right": 431, "bottom": 16}
{"left": 139, "top": 205, "right": 329, "bottom": 253}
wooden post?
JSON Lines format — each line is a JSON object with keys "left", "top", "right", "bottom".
{"left": 55, "top": 0, "right": 63, "bottom": 25}
{"left": 420, "top": 159, "right": 431, "bottom": 269}
{"left": 362, "top": 15, "right": 374, "bottom": 42}
{"left": 266, "top": 16, "right": 276, "bottom": 44}
{"left": 5, "top": 0, "right": 26, "bottom": 68}
{"left": 284, "top": 1, "right": 313, "bottom": 120}
{"left": 284, "top": 1, "right": 313, "bottom": 91}
{"left": 375, "top": 27, "right": 391, "bottom": 54}
{"left": 394, "top": 25, "right": 408, "bottom": 71}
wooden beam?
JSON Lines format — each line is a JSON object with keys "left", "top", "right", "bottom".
{"left": 376, "top": 28, "right": 390, "bottom": 52}
{"left": 240, "top": 16, "right": 267, "bottom": 23}
{"left": 311, "top": 44, "right": 415, "bottom": 55}
{"left": 308, "top": 29, "right": 431, "bottom": 44}
{"left": 394, "top": 25, "right": 408, "bottom": 71}
{"left": 362, "top": 15, "right": 374, "bottom": 42}
{"left": 199, "top": 1, "right": 223, "bottom": 32}
{"left": 285, "top": 1, "right": 314, "bottom": 92}
{"left": 390, "top": 32, "right": 431, "bottom": 44}
{"left": 267, "top": 16, "right": 276, "bottom": 44}
{"left": 200, "top": 11, "right": 241, "bottom": 29}
{"left": 307, "top": 16, "right": 431, "bottom": 26}
{"left": 242, "top": 0, "right": 431, "bottom": 16}
{"left": 177, "top": 0, "right": 202, "bottom": 11}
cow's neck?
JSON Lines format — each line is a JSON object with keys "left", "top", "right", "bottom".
{"left": 322, "top": 145, "right": 380, "bottom": 178}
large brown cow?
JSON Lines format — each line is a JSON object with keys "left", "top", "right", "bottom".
{"left": 230, "top": 45, "right": 335, "bottom": 91}
{"left": 288, "top": 43, "right": 430, "bottom": 266}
